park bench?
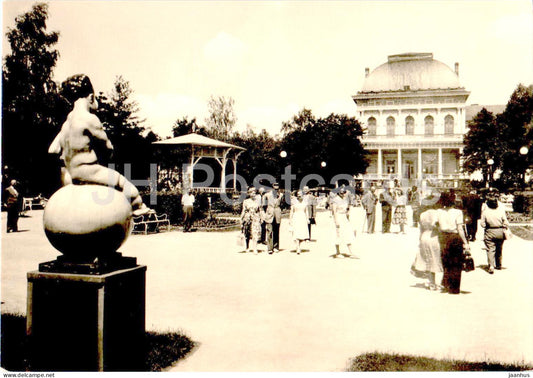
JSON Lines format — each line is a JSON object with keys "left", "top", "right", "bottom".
{"left": 21, "top": 195, "right": 48, "bottom": 215}
{"left": 132, "top": 212, "right": 170, "bottom": 235}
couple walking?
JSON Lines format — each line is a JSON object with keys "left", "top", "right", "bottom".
{"left": 361, "top": 183, "right": 408, "bottom": 234}
{"left": 240, "top": 183, "right": 283, "bottom": 254}
{"left": 411, "top": 191, "right": 470, "bottom": 294}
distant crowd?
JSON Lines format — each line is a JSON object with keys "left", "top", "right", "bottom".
{"left": 231, "top": 182, "right": 511, "bottom": 295}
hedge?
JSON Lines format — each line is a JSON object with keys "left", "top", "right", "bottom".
{"left": 512, "top": 191, "right": 533, "bottom": 217}
{"left": 141, "top": 191, "right": 243, "bottom": 225}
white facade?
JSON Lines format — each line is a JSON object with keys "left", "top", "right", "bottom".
{"left": 353, "top": 53, "right": 470, "bottom": 186}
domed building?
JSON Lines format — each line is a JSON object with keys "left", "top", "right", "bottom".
{"left": 353, "top": 52, "right": 470, "bottom": 188}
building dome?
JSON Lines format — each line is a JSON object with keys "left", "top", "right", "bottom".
{"left": 361, "top": 53, "right": 462, "bottom": 92}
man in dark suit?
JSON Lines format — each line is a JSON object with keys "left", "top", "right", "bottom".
{"left": 462, "top": 189, "right": 483, "bottom": 241}
{"left": 361, "top": 186, "right": 378, "bottom": 233}
{"left": 303, "top": 186, "right": 316, "bottom": 240}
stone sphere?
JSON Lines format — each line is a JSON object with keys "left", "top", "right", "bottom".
{"left": 43, "top": 184, "right": 133, "bottom": 260}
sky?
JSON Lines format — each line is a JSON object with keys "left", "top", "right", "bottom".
{"left": 2, "top": 0, "right": 533, "bottom": 138}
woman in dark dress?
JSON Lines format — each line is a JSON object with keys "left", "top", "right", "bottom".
{"left": 436, "top": 191, "right": 470, "bottom": 294}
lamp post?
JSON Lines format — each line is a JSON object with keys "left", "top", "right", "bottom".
{"left": 520, "top": 146, "right": 530, "bottom": 187}
{"left": 486, "top": 158, "right": 494, "bottom": 188}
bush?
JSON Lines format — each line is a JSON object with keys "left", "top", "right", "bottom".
{"left": 211, "top": 196, "right": 242, "bottom": 215}
{"left": 512, "top": 191, "right": 533, "bottom": 216}
{"left": 347, "top": 352, "right": 533, "bottom": 372}
{"left": 142, "top": 193, "right": 183, "bottom": 225}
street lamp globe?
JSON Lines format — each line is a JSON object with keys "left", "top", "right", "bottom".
{"left": 487, "top": 158, "right": 494, "bottom": 166}
{"left": 321, "top": 161, "right": 327, "bottom": 168}
{"left": 520, "top": 146, "right": 529, "bottom": 155}
{"left": 280, "top": 150, "right": 287, "bottom": 158}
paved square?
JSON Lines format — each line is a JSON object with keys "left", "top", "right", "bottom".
{"left": 2, "top": 208, "right": 532, "bottom": 371}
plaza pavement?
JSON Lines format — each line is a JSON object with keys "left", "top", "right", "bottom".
{"left": 1, "top": 207, "right": 532, "bottom": 372}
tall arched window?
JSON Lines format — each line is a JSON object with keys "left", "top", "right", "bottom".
{"left": 424, "top": 115, "right": 434, "bottom": 136}
{"left": 405, "top": 116, "right": 415, "bottom": 135}
{"left": 444, "top": 115, "right": 454, "bottom": 134}
{"left": 386, "top": 116, "right": 395, "bottom": 137}
{"left": 367, "top": 117, "right": 377, "bottom": 136}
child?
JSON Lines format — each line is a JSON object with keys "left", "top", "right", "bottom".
{"left": 49, "top": 74, "right": 149, "bottom": 216}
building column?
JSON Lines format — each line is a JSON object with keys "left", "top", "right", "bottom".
{"left": 377, "top": 149, "right": 382, "bottom": 177}
{"left": 458, "top": 148, "right": 464, "bottom": 178}
{"left": 233, "top": 158, "right": 237, "bottom": 191}
{"left": 438, "top": 148, "right": 443, "bottom": 178}
{"left": 397, "top": 149, "right": 402, "bottom": 179}
{"left": 418, "top": 148, "right": 422, "bottom": 180}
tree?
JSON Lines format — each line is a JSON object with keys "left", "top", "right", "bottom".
{"left": 462, "top": 108, "right": 506, "bottom": 185}
{"left": 172, "top": 116, "right": 206, "bottom": 137}
{"left": 230, "top": 128, "right": 282, "bottom": 185}
{"left": 498, "top": 84, "right": 533, "bottom": 186}
{"left": 95, "top": 76, "right": 155, "bottom": 180}
{"left": 2, "top": 3, "right": 64, "bottom": 195}
{"left": 462, "top": 84, "right": 533, "bottom": 189}
{"left": 204, "top": 95, "right": 236, "bottom": 141}
{"left": 280, "top": 109, "right": 368, "bottom": 186}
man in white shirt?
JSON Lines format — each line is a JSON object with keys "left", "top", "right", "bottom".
{"left": 182, "top": 189, "right": 195, "bottom": 232}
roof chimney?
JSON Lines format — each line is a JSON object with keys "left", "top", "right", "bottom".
{"left": 455, "top": 62, "right": 459, "bottom": 76}
{"left": 365, "top": 67, "right": 369, "bottom": 77}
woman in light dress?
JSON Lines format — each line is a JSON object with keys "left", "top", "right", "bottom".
{"left": 411, "top": 205, "right": 443, "bottom": 290}
{"left": 289, "top": 190, "right": 309, "bottom": 255}
{"left": 240, "top": 187, "right": 263, "bottom": 254}
{"left": 331, "top": 187, "right": 356, "bottom": 258}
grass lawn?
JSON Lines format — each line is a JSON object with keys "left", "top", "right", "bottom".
{"left": 348, "top": 352, "right": 533, "bottom": 372}
{"left": 510, "top": 225, "right": 533, "bottom": 241}
{"left": 1, "top": 313, "right": 194, "bottom": 372}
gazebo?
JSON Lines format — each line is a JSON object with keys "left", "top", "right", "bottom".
{"left": 152, "top": 133, "right": 245, "bottom": 192}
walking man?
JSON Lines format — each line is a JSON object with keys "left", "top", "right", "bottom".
{"left": 379, "top": 182, "right": 395, "bottom": 233}
{"left": 303, "top": 186, "right": 316, "bottom": 240}
{"left": 264, "top": 182, "right": 283, "bottom": 253}
{"left": 361, "top": 185, "right": 378, "bottom": 233}
{"left": 462, "top": 189, "right": 482, "bottom": 241}
{"left": 409, "top": 185, "right": 421, "bottom": 227}
{"left": 257, "top": 186, "right": 267, "bottom": 244}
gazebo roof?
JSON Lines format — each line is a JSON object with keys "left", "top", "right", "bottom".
{"left": 153, "top": 133, "right": 245, "bottom": 150}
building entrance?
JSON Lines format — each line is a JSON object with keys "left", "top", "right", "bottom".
{"left": 403, "top": 160, "right": 415, "bottom": 179}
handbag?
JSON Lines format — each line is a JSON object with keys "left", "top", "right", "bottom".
{"left": 309, "top": 217, "right": 316, "bottom": 225}
{"left": 236, "top": 233, "right": 245, "bottom": 247}
{"left": 462, "top": 250, "right": 475, "bottom": 272}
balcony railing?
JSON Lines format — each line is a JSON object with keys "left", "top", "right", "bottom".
{"left": 362, "top": 133, "right": 463, "bottom": 140}
{"left": 363, "top": 173, "right": 465, "bottom": 180}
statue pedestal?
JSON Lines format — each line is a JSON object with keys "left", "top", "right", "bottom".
{"left": 26, "top": 264, "right": 147, "bottom": 371}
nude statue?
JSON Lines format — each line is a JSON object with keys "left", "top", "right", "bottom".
{"left": 49, "top": 74, "right": 150, "bottom": 216}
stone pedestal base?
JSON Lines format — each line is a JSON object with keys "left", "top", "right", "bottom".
{"left": 38, "top": 252, "right": 138, "bottom": 275}
{"left": 26, "top": 264, "right": 146, "bottom": 371}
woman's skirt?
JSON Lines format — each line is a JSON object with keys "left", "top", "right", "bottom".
{"left": 392, "top": 205, "right": 407, "bottom": 225}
